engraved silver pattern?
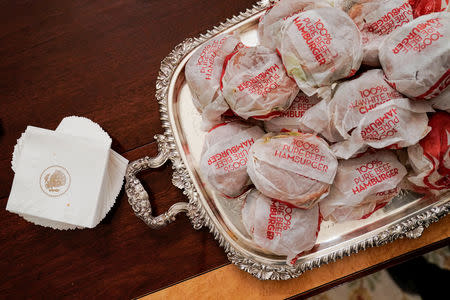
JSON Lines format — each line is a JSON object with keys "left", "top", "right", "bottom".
{"left": 125, "top": 0, "right": 450, "bottom": 280}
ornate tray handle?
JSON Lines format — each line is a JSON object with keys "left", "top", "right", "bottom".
{"left": 125, "top": 135, "right": 190, "bottom": 229}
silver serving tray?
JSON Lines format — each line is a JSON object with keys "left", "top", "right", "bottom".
{"left": 125, "top": 0, "right": 450, "bottom": 280}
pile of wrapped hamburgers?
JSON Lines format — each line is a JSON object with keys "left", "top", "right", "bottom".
{"left": 185, "top": 0, "right": 449, "bottom": 265}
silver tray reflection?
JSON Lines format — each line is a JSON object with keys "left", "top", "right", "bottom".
{"left": 125, "top": 0, "right": 450, "bottom": 280}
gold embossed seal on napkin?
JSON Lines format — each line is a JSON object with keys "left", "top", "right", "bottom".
{"left": 7, "top": 116, "right": 128, "bottom": 229}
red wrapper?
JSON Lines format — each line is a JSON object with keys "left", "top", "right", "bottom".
{"left": 409, "top": 0, "right": 449, "bottom": 18}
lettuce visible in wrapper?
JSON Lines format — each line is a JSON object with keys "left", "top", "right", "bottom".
{"left": 258, "top": 0, "right": 331, "bottom": 50}
{"left": 221, "top": 45, "right": 299, "bottom": 120}
{"left": 320, "top": 151, "right": 406, "bottom": 223}
{"left": 408, "top": 111, "right": 450, "bottom": 194}
{"left": 200, "top": 122, "right": 264, "bottom": 198}
{"left": 332, "top": 98, "right": 433, "bottom": 159}
{"left": 379, "top": 12, "right": 450, "bottom": 100}
{"left": 242, "top": 189, "right": 319, "bottom": 265}
{"left": 279, "top": 7, "right": 363, "bottom": 99}
{"left": 264, "top": 91, "right": 321, "bottom": 133}
{"left": 185, "top": 33, "right": 241, "bottom": 128}
{"left": 247, "top": 132, "right": 338, "bottom": 208}
{"left": 337, "top": 0, "right": 414, "bottom": 66}
{"left": 301, "top": 69, "right": 406, "bottom": 142}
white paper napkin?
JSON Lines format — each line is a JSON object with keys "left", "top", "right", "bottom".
{"left": 9, "top": 116, "right": 128, "bottom": 230}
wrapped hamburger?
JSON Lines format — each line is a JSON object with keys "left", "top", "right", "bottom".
{"left": 337, "top": 0, "right": 414, "bottom": 66}
{"left": 331, "top": 97, "right": 434, "bottom": 159}
{"left": 247, "top": 132, "right": 338, "bottom": 208}
{"left": 264, "top": 91, "right": 321, "bottom": 133}
{"left": 242, "top": 189, "right": 320, "bottom": 264}
{"left": 320, "top": 150, "right": 407, "bottom": 223}
{"left": 408, "top": 111, "right": 450, "bottom": 193}
{"left": 279, "top": 7, "right": 363, "bottom": 99}
{"left": 185, "top": 33, "right": 242, "bottom": 127}
{"left": 221, "top": 45, "right": 299, "bottom": 120}
{"left": 258, "top": 0, "right": 331, "bottom": 50}
{"left": 301, "top": 69, "right": 406, "bottom": 143}
{"left": 200, "top": 122, "right": 264, "bottom": 198}
{"left": 379, "top": 12, "right": 450, "bottom": 100}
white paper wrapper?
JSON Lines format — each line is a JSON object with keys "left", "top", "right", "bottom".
{"left": 258, "top": 0, "right": 332, "bottom": 50}
{"left": 337, "top": 0, "right": 414, "bottom": 66}
{"left": 264, "top": 91, "right": 321, "bottom": 133}
{"left": 247, "top": 132, "right": 338, "bottom": 208}
{"left": 10, "top": 116, "right": 128, "bottom": 230}
{"left": 221, "top": 45, "right": 299, "bottom": 120}
{"left": 200, "top": 122, "right": 265, "bottom": 198}
{"left": 407, "top": 112, "right": 450, "bottom": 193}
{"left": 430, "top": 88, "right": 450, "bottom": 112}
{"left": 301, "top": 69, "right": 406, "bottom": 142}
{"left": 242, "top": 189, "right": 319, "bottom": 265}
{"left": 320, "top": 150, "right": 406, "bottom": 223}
{"left": 279, "top": 7, "right": 363, "bottom": 99}
{"left": 185, "top": 33, "right": 241, "bottom": 127}
{"left": 332, "top": 98, "right": 433, "bottom": 159}
{"left": 379, "top": 12, "right": 450, "bottom": 100}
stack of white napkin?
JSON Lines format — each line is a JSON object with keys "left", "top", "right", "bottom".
{"left": 7, "top": 116, "right": 128, "bottom": 230}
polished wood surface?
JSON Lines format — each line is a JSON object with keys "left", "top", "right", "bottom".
{"left": 0, "top": 1, "right": 448, "bottom": 299}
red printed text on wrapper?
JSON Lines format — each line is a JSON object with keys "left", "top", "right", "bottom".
{"left": 366, "top": 2, "right": 413, "bottom": 36}
{"left": 391, "top": 17, "right": 444, "bottom": 54}
{"left": 266, "top": 200, "right": 293, "bottom": 240}
{"left": 237, "top": 64, "right": 282, "bottom": 97}
{"left": 207, "top": 138, "right": 255, "bottom": 173}
{"left": 352, "top": 160, "right": 400, "bottom": 194}
{"left": 348, "top": 85, "right": 402, "bottom": 114}
{"left": 274, "top": 139, "right": 329, "bottom": 172}
{"left": 293, "top": 17, "right": 335, "bottom": 65}
{"left": 361, "top": 108, "right": 400, "bottom": 141}
{"left": 281, "top": 95, "right": 316, "bottom": 118}
{"left": 197, "top": 37, "right": 227, "bottom": 80}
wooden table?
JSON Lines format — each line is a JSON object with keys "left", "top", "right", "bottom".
{"left": 0, "top": 1, "right": 448, "bottom": 298}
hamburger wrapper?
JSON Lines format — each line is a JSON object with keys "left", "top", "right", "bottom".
{"left": 320, "top": 151, "right": 406, "bottom": 222}
{"left": 264, "top": 91, "right": 321, "bottom": 133}
{"left": 258, "top": 0, "right": 332, "bottom": 50}
{"left": 321, "top": 187, "right": 401, "bottom": 223}
{"left": 200, "top": 122, "right": 265, "bottom": 198}
{"left": 332, "top": 98, "right": 433, "bottom": 159}
{"left": 379, "top": 12, "right": 450, "bottom": 99}
{"left": 431, "top": 88, "right": 450, "bottom": 112}
{"left": 337, "top": 0, "right": 414, "bottom": 66}
{"left": 185, "top": 33, "right": 241, "bottom": 127}
{"left": 222, "top": 46, "right": 299, "bottom": 120}
{"left": 279, "top": 8, "right": 363, "bottom": 99}
{"left": 301, "top": 69, "right": 406, "bottom": 143}
{"left": 242, "top": 190, "right": 319, "bottom": 265}
{"left": 247, "top": 133, "right": 337, "bottom": 207}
